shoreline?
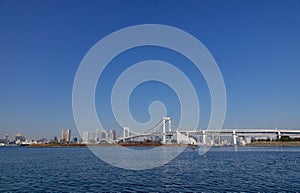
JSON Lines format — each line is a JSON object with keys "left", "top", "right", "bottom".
{"left": 247, "top": 141, "right": 300, "bottom": 147}
{"left": 2, "top": 142, "right": 300, "bottom": 148}
{"left": 27, "top": 143, "right": 170, "bottom": 148}
{"left": 26, "top": 143, "right": 190, "bottom": 148}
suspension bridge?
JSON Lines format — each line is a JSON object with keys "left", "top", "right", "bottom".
{"left": 120, "top": 117, "right": 300, "bottom": 145}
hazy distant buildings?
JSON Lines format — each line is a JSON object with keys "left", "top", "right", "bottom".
{"left": 109, "top": 130, "right": 116, "bottom": 143}
{"left": 95, "top": 129, "right": 101, "bottom": 142}
{"left": 61, "top": 129, "right": 71, "bottom": 143}
{"left": 14, "top": 133, "right": 25, "bottom": 142}
{"left": 49, "top": 136, "right": 58, "bottom": 144}
{"left": 81, "top": 129, "right": 113, "bottom": 144}
{"left": 82, "top": 131, "right": 90, "bottom": 143}
{"left": 90, "top": 132, "right": 96, "bottom": 143}
{"left": 4, "top": 133, "right": 9, "bottom": 141}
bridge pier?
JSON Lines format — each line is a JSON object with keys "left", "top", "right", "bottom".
{"left": 277, "top": 131, "right": 281, "bottom": 140}
{"left": 197, "top": 135, "right": 201, "bottom": 143}
{"left": 233, "top": 130, "right": 237, "bottom": 145}
{"left": 162, "top": 120, "right": 166, "bottom": 143}
{"left": 202, "top": 130, "right": 207, "bottom": 145}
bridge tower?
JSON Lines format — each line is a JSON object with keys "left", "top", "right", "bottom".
{"left": 123, "top": 127, "right": 130, "bottom": 139}
{"left": 162, "top": 117, "right": 171, "bottom": 143}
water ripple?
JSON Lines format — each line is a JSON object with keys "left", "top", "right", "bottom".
{"left": 0, "top": 147, "right": 300, "bottom": 192}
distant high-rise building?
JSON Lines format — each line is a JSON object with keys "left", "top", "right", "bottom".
{"left": 95, "top": 129, "right": 101, "bottom": 143}
{"left": 101, "top": 130, "right": 107, "bottom": 140}
{"left": 90, "top": 132, "right": 96, "bottom": 143}
{"left": 82, "top": 131, "right": 90, "bottom": 143}
{"left": 94, "top": 129, "right": 107, "bottom": 143}
{"left": 4, "top": 134, "right": 9, "bottom": 141}
{"left": 61, "top": 129, "right": 71, "bottom": 143}
{"left": 109, "top": 129, "right": 116, "bottom": 143}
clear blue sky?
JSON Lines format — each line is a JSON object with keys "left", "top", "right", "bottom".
{"left": 0, "top": 0, "right": 300, "bottom": 139}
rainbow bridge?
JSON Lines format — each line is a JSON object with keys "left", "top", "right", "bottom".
{"left": 120, "top": 117, "right": 300, "bottom": 145}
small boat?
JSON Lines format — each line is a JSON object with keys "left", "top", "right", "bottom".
{"left": 19, "top": 142, "right": 30, "bottom": 146}
{"left": 19, "top": 143, "right": 30, "bottom": 147}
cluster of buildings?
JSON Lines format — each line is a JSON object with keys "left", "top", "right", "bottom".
{"left": 53, "top": 128, "right": 117, "bottom": 144}
{"left": 0, "top": 133, "right": 47, "bottom": 146}
{"left": 0, "top": 128, "right": 118, "bottom": 146}
{"left": 48, "top": 129, "right": 76, "bottom": 144}
{"left": 56, "top": 128, "right": 117, "bottom": 144}
{"left": 81, "top": 129, "right": 116, "bottom": 144}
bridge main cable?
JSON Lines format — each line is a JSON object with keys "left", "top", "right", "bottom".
{"left": 142, "top": 119, "right": 164, "bottom": 134}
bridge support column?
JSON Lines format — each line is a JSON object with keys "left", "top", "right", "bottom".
{"left": 277, "top": 131, "right": 281, "bottom": 140}
{"left": 233, "top": 130, "right": 237, "bottom": 145}
{"left": 162, "top": 119, "right": 166, "bottom": 143}
{"left": 202, "top": 130, "right": 206, "bottom": 145}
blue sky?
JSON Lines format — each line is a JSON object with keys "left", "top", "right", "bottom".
{"left": 0, "top": 0, "right": 300, "bottom": 139}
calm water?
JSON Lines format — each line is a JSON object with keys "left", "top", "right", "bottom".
{"left": 0, "top": 146, "right": 300, "bottom": 192}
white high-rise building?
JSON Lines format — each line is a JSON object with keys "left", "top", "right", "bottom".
{"left": 95, "top": 129, "right": 101, "bottom": 143}
{"left": 82, "top": 131, "right": 90, "bottom": 143}
{"left": 109, "top": 130, "right": 116, "bottom": 143}
{"left": 61, "top": 129, "right": 71, "bottom": 143}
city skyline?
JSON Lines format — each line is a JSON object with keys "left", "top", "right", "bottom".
{"left": 1, "top": 0, "right": 300, "bottom": 139}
